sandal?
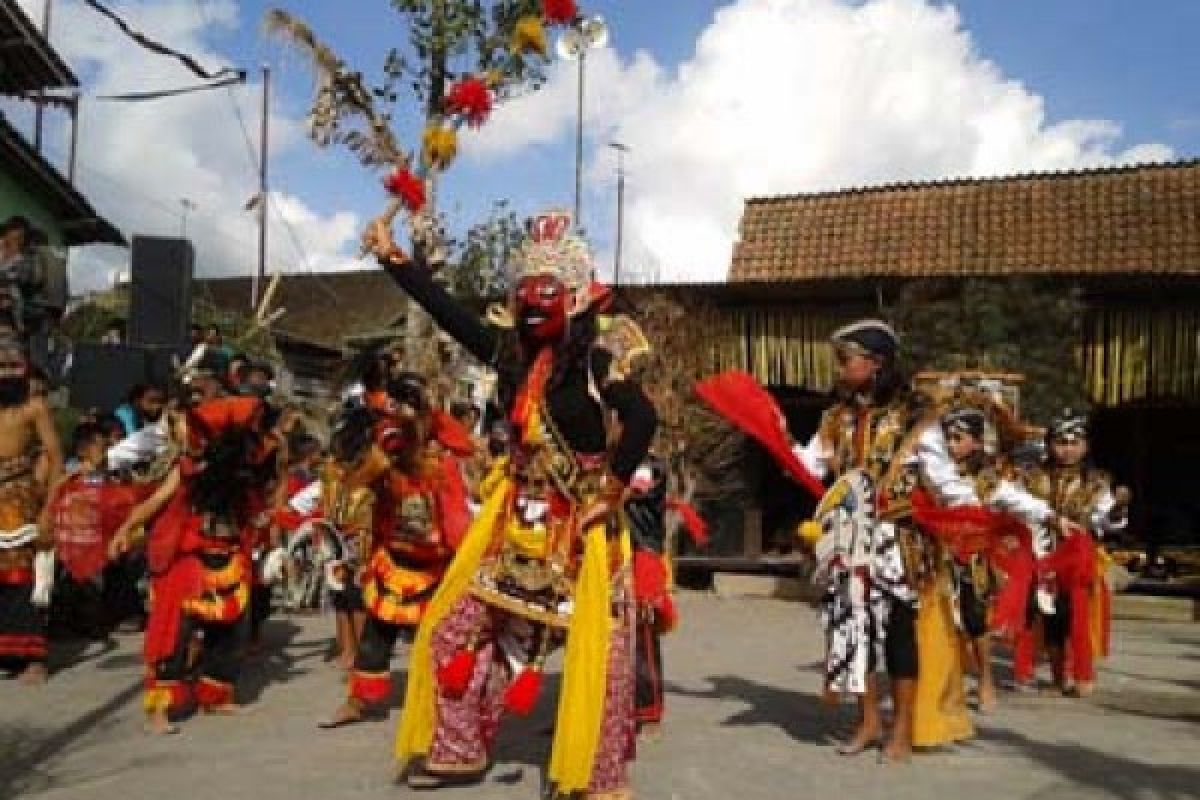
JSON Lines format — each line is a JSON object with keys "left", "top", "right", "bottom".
{"left": 404, "top": 766, "right": 487, "bottom": 790}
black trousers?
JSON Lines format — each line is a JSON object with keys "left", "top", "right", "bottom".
{"left": 883, "top": 599, "right": 918, "bottom": 680}
{"left": 958, "top": 577, "right": 989, "bottom": 639}
{"left": 249, "top": 585, "right": 273, "bottom": 640}
{"left": 634, "top": 615, "right": 664, "bottom": 723}
{"left": 154, "top": 614, "right": 245, "bottom": 688}
{"left": 0, "top": 582, "right": 47, "bottom": 668}
{"left": 354, "top": 616, "right": 412, "bottom": 674}
{"left": 101, "top": 553, "right": 147, "bottom": 627}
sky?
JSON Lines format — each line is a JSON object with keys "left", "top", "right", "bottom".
{"left": 9, "top": 0, "right": 1200, "bottom": 292}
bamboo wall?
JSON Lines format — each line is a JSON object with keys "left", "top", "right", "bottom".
{"left": 697, "top": 306, "right": 857, "bottom": 390}
{"left": 692, "top": 302, "right": 1200, "bottom": 406}
{"left": 1083, "top": 305, "right": 1200, "bottom": 406}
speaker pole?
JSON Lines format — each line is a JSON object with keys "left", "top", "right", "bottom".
{"left": 253, "top": 64, "right": 271, "bottom": 309}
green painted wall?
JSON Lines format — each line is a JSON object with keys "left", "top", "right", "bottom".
{"left": 0, "top": 167, "right": 65, "bottom": 246}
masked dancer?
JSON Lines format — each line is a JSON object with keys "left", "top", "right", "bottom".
{"left": 367, "top": 209, "right": 656, "bottom": 799}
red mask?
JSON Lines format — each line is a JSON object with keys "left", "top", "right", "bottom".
{"left": 514, "top": 275, "right": 568, "bottom": 343}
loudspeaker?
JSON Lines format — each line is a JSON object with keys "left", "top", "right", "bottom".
{"left": 69, "top": 343, "right": 152, "bottom": 411}
{"left": 129, "top": 236, "right": 193, "bottom": 349}
{"left": 143, "top": 344, "right": 186, "bottom": 387}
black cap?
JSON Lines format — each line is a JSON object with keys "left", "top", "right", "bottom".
{"left": 830, "top": 319, "right": 899, "bottom": 358}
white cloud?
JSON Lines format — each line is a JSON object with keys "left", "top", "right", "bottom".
{"left": 466, "top": 0, "right": 1174, "bottom": 282}
{"left": 14, "top": 0, "right": 361, "bottom": 293}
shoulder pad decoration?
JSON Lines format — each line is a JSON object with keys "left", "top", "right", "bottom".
{"left": 597, "top": 314, "right": 650, "bottom": 383}
{"left": 485, "top": 303, "right": 516, "bottom": 330}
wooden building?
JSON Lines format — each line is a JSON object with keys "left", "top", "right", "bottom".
{"left": 630, "top": 160, "right": 1200, "bottom": 562}
{"left": 193, "top": 271, "right": 408, "bottom": 402}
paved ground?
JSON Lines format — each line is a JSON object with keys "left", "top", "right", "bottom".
{"left": 3, "top": 593, "right": 1198, "bottom": 800}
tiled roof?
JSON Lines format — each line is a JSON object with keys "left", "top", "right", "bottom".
{"left": 193, "top": 270, "right": 407, "bottom": 351}
{"left": 730, "top": 160, "right": 1200, "bottom": 282}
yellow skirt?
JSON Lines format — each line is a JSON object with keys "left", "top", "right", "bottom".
{"left": 1090, "top": 545, "right": 1113, "bottom": 660}
{"left": 912, "top": 574, "right": 974, "bottom": 748}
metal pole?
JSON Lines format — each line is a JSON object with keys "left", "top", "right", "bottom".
{"left": 67, "top": 93, "right": 79, "bottom": 183}
{"left": 614, "top": 146, "right": 626, "bottom": 287}
{"left": 574, "top": 52, "right": 585, "bottom": 229}
{"left": 253, "top": 64, "right": 270, "bottom": 309}
{"left": 33, "top": 0, "right": 53, "bottom": 153}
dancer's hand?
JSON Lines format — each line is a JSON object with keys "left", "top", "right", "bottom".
{"left": 108, "top": 528, "right": 130, "bottom": 560}
{"left": 363, "top": 217, "right": 408, "bottom": 267}
{"left": 579, "top": 482, "right": 627, "bottom": 533}
{"left": 1110, "top": 486, "right": 1132, "bottom": 523}
{"left": 578, "top": 499, "right": 617, "bottom": 534}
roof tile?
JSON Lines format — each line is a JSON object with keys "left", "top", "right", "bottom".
{"left": 730, "top": 160, "right": 1200, "bottom": 282}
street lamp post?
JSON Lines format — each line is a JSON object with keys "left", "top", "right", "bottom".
{"left": 609, "top": 141, "right": 629, "bottom": 286}
{"left": 179, "top": 198, "right": 197, "bottom": 238}
{"left": 556, "top": 16, "right": 608, "bottom": 231}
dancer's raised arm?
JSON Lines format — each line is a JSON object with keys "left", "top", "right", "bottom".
{"left": 366, "top": 218, "right": 499, "bottom": 365}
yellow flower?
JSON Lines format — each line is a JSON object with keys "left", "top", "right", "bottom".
{"left": 797, "top": 519, "right": 822, "bottom": 547}
{"left": 421, "top": 124, "right": 458, "bottom": 170}
{"left": 510, "top": 15, "right": 547, "bottom": 57}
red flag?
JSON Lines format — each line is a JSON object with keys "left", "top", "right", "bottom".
{"left": 693, "top": 370, "right": 825, "bottom": 500}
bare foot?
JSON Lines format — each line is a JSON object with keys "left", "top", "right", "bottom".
{"left": 1067, "top": 681, "right": 1095, "bottom": 698}
{"left": 17, "top": 663, "right": 47, "bottom": 685}
{"left": 203, "top": 703, "right": 255, "bottom": 716}
{"left": 638, "top": 722, "right": 663, "bottom": 741}
{"left": 144, "top": 710, "right": 180, "bottom": 735}
{"left": 978, "top": 684, "right": 998, "bottom": 714}
{"left": 836, "top": 723, "right": 883, "bottom": 756}
{"left": 880, "top": 737, "right": 912, "bottom": 764}
{"left": 318, "top": 702, "right": 364, "bottom": 729}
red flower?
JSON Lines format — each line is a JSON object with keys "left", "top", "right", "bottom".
{"left": 445, "top": 76, "right": 493, "bottom": 127}
{"left": 383, "top": 167, "right": 426, "bottom": 213}
{"left": 541, "top": 0, "right": 577, "bottom": 26}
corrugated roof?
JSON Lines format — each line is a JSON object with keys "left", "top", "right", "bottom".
{"left": 0, "top": 112, "right": 123, "bottom": 246}
{"left": 730, "top": 160, "right": 1200, "bottom": 283}
{"left": 193, "top": 270, "right": 408, "bottom": 351}
{"left": 0, "top": 0, "right": 77, "bottom": 94}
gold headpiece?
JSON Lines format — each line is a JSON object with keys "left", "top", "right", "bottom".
{"left": 511, "top": 209, "right": 593, "bottom": 293}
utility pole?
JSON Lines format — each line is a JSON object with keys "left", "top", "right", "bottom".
{"left": 180, "top": 198, "right": 196, "bottom": 238}
{"left": 609, "top": 142, "right": 628, "bottom": 286}
{"left": 574, "top": 53, "right": 585, "bottom": 228}
{"left": 252, "top": 64, "right": 270, "bottom": 309}
{"left": 67, "top": 92, "right": 80, "bottom": 182}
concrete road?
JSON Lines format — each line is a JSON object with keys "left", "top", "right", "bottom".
{"left": 2, "top": 593, "right": 1198, "bottom": 800}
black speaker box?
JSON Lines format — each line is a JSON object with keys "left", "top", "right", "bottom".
{"left": 129, "top": 236, "right": 193, "bottom": 349}
{"left": 69, "top": 343, "right": 152, "bottom": 412}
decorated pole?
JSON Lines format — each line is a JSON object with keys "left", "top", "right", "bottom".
{"left": 267, "top": 0, "right": 591, "bottom": 262}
